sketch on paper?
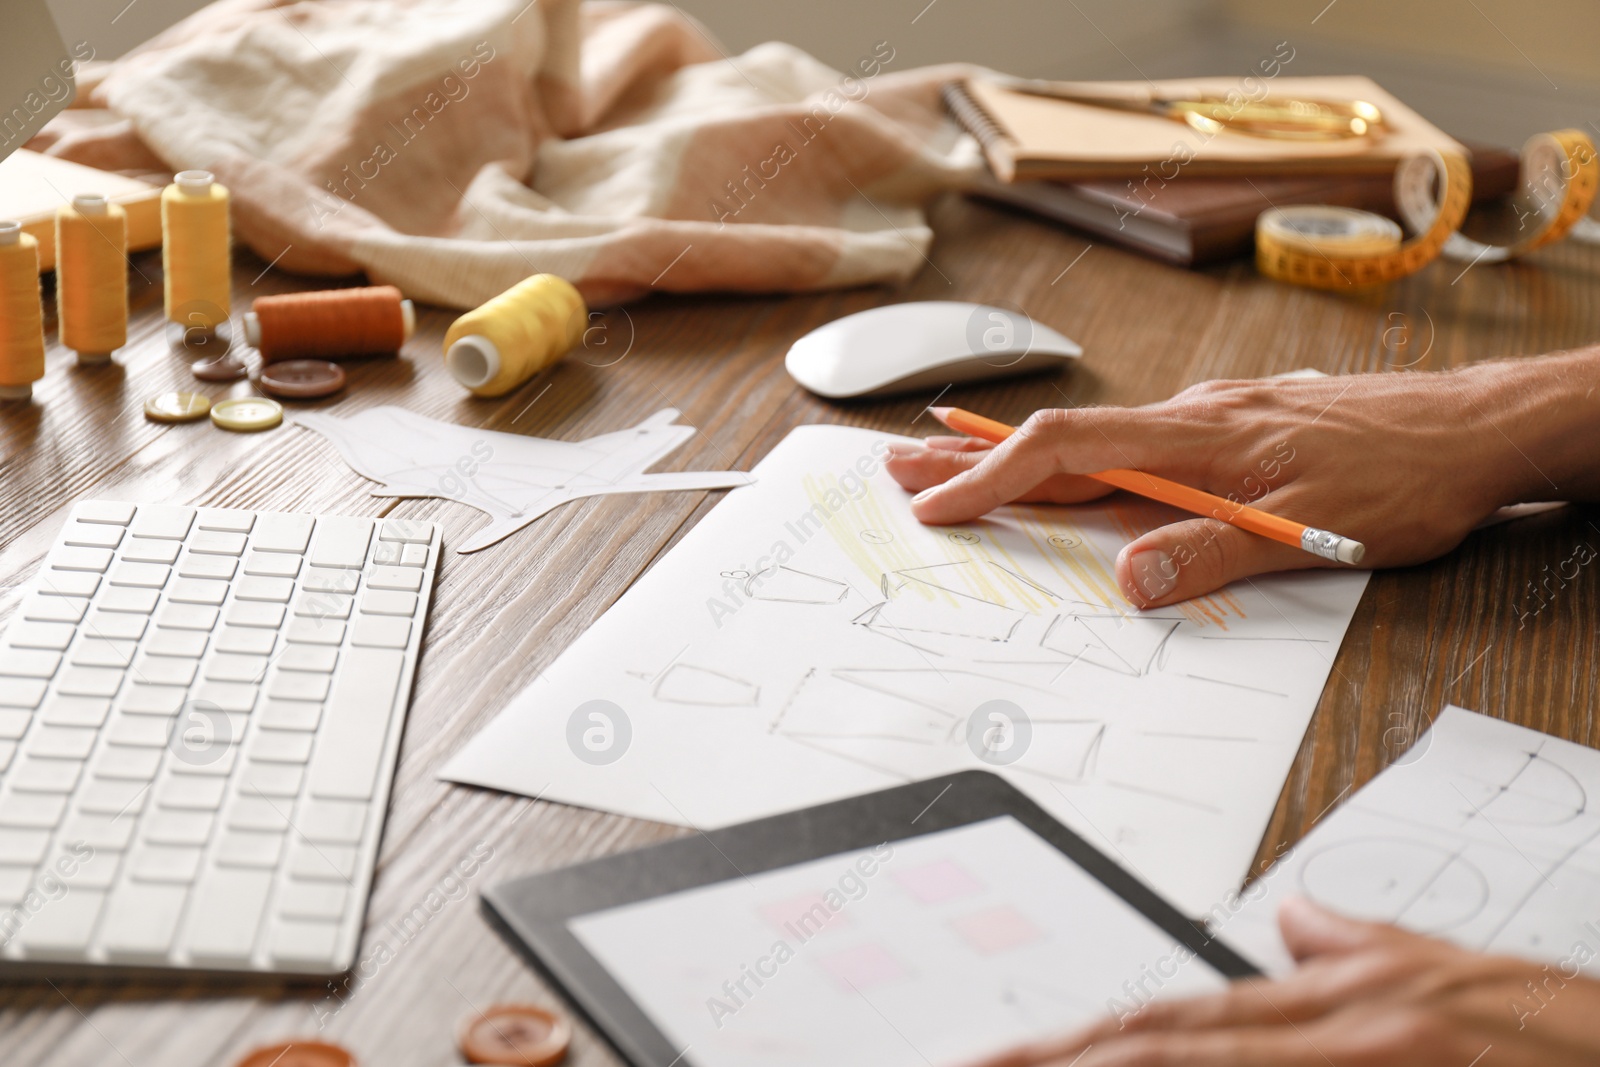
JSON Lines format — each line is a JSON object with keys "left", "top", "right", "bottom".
{"left": 442, "top": 425, "right": 1372, "bottom": 915}
{"left": 1220, "top": 706, "right": 1600, "bottom": 976}
{"left": 296, "top": 406, "right": 752, "bottom": 552}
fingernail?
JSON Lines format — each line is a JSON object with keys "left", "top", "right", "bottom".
{"left": 884, "top": 443, "right": 923, "bottom": 457}
{"left": 1126, "top": 549, "right": 1177, "bottom": 603}
{"left": 912, "top": 488, "right": 936, "bottom": 503}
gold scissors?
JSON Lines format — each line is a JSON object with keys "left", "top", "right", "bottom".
{"left": 1005, "top": 80, "right": 1385, "bottom": 141}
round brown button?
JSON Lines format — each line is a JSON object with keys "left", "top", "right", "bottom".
{"left": 192, "top": 354, "right": 248, "bottom": 382}
{"left": 460, "top": 1003, "right": 572, "bottom": 1066}
{"left": 259, "top": 359, "right": 346, "bottom": 399}
{"left": 232, "top": 1040, "right": 355, "bottom": 1067}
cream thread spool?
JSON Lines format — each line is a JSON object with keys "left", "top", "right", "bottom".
{"left": 0, "top": 220, "right": 47, "bottom": 400}
{"left": 162, "top": 169, "right": 232, "bottom": 350}
{"left": 56, "top": 194, "right": 129, "bottom": 364}
{"left": 444, "top": 274, "right": 587, "bottom": 398}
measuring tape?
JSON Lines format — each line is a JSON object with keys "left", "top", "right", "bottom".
{"left": 1256, "top": 130, "right": 1598, "bottom": 289}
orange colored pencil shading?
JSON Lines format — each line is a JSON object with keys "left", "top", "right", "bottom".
{"left": 927, "top": 407, "right": 1365, "bottom": 565}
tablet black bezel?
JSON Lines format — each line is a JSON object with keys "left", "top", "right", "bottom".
{"left": 482, "top": 770, "right": 1260, "bottom": 1067}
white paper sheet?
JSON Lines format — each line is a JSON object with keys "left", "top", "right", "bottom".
{"left": 296, "top": 406, "right": 752, "bottom": 552}
{"left": 1219, "top": 706, "right": 1600, "bottom": 976}
{"left": 441, "top": 425, "right": 1370, "bottom": 915}
{"left": 572, "top": 817, "right": 1227, "bottom": 1067}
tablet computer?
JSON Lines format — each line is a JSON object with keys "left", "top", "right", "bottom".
{"left": 483, "top": 771, "right": 1258, "bottom": 1067}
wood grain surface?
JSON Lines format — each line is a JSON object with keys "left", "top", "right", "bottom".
{"left": 1, "top": 191, "right": 1597, "bottom": 1067}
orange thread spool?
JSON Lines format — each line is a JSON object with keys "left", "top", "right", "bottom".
{"left": 243, "top": 286, "right": 415, "bottom": 364}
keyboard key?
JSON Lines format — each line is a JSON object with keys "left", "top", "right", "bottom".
{"left": 277, "top": 645, "right": 337, "bottom": 673}
{"left": 6, "top": 620, "right": 76, "bottom": 650}
{"left": 190, "top": 530, "right": 248, "bottom": 556}
{"left": 365, "top": 566, "right": 424, "bottom": 592}
{"left": 131, "top": 655, "right": 198, "bottom": 688}
{"left": 177, "top": 553, "right": 237, "bottom": 581}
{"left": 130, "top": 845, "right": 203, "bottom": 883}
{"left": 0, "top": 648, "right": 61, "bottom": 678}
{"left": 278, "top": 880, "right": 347, "bottom": 920}
{"left": 372, "top": 541, "right": 402, "bottom": 566}
{"left": 157, "top": 775, "right": 227, "bottom": 810}
{"left": 360, "top": 590, "right": 417, "bottom": 617}
{"left": 73, "top": 501, "right": 136, "bottom": 525}
{"left": 0, "top": 865, "right": 35, "bottom": 906}
{"left": 191, "top": 682, "right": 257, "bottom": 714}
{"left": 269, "top": 920, "right": 341, "bottom": 968}
{"left": 235, "top": 576, "right": 294, "bottom": 603}
{"left": 0, "top": 678, "right": 47, "bottom": 709}
{"left": 108, "top": 562, "right": 170, "bottom": 588}
{"left": 156, "top": 602, "right": 218, "bottom": 630}
{"left": 286, "top": 618, "right": 344, "bottom": 646}
{"left": 129, "top": 504, "right": 195, "bottom": 541}
{"left": 224, "top": 601, "right": 285, "bottom": 629}
{"left": 61, "top": 812, "right": 136, "bottom": 850}
{"left": 295, "top": 592, "right": 352, "bottom": 620}
{"left": 0, "top": 709, "right": 30, "bottom": 739}
{"left": 62, "top": 521, "right": 125, "bottom": 548}
{"left": 168, "top": 578, "right": 229, "bottom": 606}
{"left": 37, "top": 571, "right": 100, "bottom": 597}
{"left": 401, "top": 543, "right": 429, "bottom": 568}
{"left": 119, "top": 538, "right": 181, "bottom": 564}
{"left": 145, "top": 628, "right": 208, "bottom": 658}
{"left": 41, "top": 696, "right": 110, "bottom": 727}
{"left": 22, "top": 594, "right": 87, "bottom": 623}
{"left": 106, "top": 714, "right": 174, "bottom": 748}
{"left": 54, "top": 845, "right": 122, "bottom": 889}
{"left": 49, "top": 546, "right": 113, "bottom": 572}
{"left": 239, "top": 761, "right": 304, "bottom": 797}
{"left": 9, "top": 757, "right": 84, "bottom": 792}
{"left": 100, "top": 883, "right": 189, "bottom": 958}
{"left": 243, "top": 551, "right": 301, "bottom": 579}
{"left": 249, "top": 730, "right": 315, "bottom": 763}
{"left": 98, "top": 586, "right": 160, "bottom": 614}
{"left": 93, "top": 746, "right": 162, "bottom": 781}
{"left": 143, "top": 810, "right": 215, "bottom": 846}
{"left": 24, "top": 726, "right": 98, "bottom": 760}
{"left": 287, "top": 841, "right": 358, "bottom": 881}
{"left": 56, "top": 666, "right": 124, "bottom": 697}
{"left": 196, "top": 507, "right": 255, "bottom": 533}
{"left": 350, "top": 615, "right": 410, "bottom": 649}
{"left": 215, "top": 627, "right": 276, "bottom": 656}
{"left": 204, "top": 653, "right": 268, "bottom": 683}
{"left": 118, "top": 683, "right": 187, "bottom": 715}
{"left": 0, "top": 792, "right": 67, "bottom": 828}
{"left": 296, "top": 799, "right": 366, "bottom": 843}
{"left": 260, "top": 700, "right": 322, "bottom": 731}
{"left": 0, "top": 741, "right": 15, "bottom": 772}
{"left": 82, "top": 612, "right": 147, "bottom": 641}
{"left": 309, "top": 648, "right": 403, "bottom": 800}
{"left": 184, "top": 868, "right": 272, "bottom": 962}
{"left": 169, "top": 745, "right": 238, "bottom": 777}
{"left": 13, "top": 888, "right": 106, "bottom": 955}
{"left": 0, "top": 828, "right": 52, "bottom": 864}
{"left": 267, "top": 673, "right": 329, "bottom": 703}
{"left": 70, "top": 637, "right": 136, "bottom": 668}
{"left": 379, "top": 518, "right": 432, "bottom": 544}
{"left": 252, "top": 513, "right": 314, "bottom": 554}
{"left": 302, "top": 569, "right": 359, "bottom": 594}
{"left": 216, "top": 831, "right": 284, "bottom": 868}
{"left": 76, "top": 778, "right": 149, "bottom": 816}
{"left": 309, "top": 516, "right": 373, "bottom": 568}
{"left": 228, "top": 795, "right": 293, "bottom": 832}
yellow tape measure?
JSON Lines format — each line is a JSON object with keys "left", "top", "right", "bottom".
{"left": 1257, "top": 130, "right": 1598, "bottom": 290}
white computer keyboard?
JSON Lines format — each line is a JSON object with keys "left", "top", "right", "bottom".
{"left": 0, "top": 501, "right": 439, "bottom": 975}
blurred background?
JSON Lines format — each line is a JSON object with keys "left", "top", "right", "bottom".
{"left": 48, "top": 0, "right": 1600, "bottom": 147}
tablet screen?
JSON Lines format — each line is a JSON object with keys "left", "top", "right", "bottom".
{"left": 570, "top": 816, "right": 1228, "bottom": 1067}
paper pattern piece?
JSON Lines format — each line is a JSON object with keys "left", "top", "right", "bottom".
{"left": 296, "top": 407, "right": 752, "bottom": 552}
{"left": 1220, "top": 706, "right": 1600, "bottom": 976}
{"left": 571, "top": 817, "right": 1226, "bottom": 1067}
{"left": 442, "top": 426, "right": 1370, "bottom": 915}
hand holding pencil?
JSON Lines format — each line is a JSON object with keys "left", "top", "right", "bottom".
{"left": 882, "top": 368, "right": 1567, "bottom": 608}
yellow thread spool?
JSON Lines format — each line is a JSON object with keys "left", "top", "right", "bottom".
{"left": 0, "top": 221, "right": 47, "bottom": 400}
{"left": 56, "top": 194, "right": 129, "bottom": 363}
{"left": 444, "top": 274, "right": 587, "bottom": 398}
{"left": 162, "top": 170, "right": 232, "bottom": 335}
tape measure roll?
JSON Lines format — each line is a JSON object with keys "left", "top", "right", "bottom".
{"left": 1256, "top": 149, "right": 1473, "bottom": 290}
{"left": 1420, "top": 130, "right": 1598, "bottom": 263}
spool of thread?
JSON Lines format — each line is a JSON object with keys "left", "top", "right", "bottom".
{"left": 444, "top": 274, "right": 586, "bottom": 398}
{"left": 0, "top": 221, "right": 47, "bottom": 400}
{"left": 162, "top": 169, "right": 231, "bottom": 332}
{"left": 56, "top": 194, "right": 129, "bottom": 363}
{"left": 244, "top": 285, "right": 415, "bottom": 363}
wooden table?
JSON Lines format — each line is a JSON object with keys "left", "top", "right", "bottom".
{"left": 2, "top": 192, "right": 1598, "bottom": 1066}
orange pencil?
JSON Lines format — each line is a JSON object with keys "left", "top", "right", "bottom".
{"left": 928, "top": 407, "right": 1365, "bottom": 565}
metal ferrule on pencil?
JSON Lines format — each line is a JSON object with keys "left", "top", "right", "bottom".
{"left": 1302, "top": 527, "right": 1367, "bottom": 565}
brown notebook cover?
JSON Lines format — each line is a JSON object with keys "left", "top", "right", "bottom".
{"left": 949, "top": 76, "right": 1465, "bottom": 182}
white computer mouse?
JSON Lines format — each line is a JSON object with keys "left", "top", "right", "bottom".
{"left": 785, "top": 301, "right": 1082, "bottom": 399}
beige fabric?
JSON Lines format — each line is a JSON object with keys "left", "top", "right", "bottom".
{"left": 32, "top": 0, "right": 984, "bottom": 307}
